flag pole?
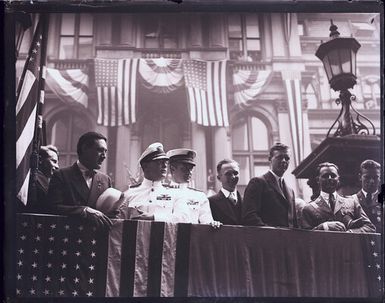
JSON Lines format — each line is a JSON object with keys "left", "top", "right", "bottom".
{"left": 29, "top": 13, "right": 49, "bottom": 205}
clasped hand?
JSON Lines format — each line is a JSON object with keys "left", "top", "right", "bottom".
{"left": 84, "top": 207, "right": 113, "bottom": 230}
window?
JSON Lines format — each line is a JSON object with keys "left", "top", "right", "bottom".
{"left": 47, "top": 110, "right": 92, "bottom": 168}
{"left": 143, "top": 16, "right": 178, "bottom": 49}
{"left": 228, "top": 14, "right": 261, "bottom": 62}
{"left": 59, "top": 14, "right": 94, "bottom": 59}
{"left": 232, "top": 115, "right": 271, "bottom": 194}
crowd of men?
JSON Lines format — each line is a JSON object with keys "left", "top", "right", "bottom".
{"left": 22, "top": 131, "right": 382, "bottom": 234}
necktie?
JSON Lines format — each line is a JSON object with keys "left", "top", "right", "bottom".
{"left": 228, "top": 192, "right": 237, "bottom": 205}
{"left": 365, "top": 193, "right": 373, "bottom": 205}
{"left": 279, "top": 178, "right": 287, "bottom": 199}
{"left": 329, "top": 193, "right": 335, "bottom": 212}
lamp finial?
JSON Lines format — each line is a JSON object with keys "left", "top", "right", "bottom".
{"left": 329, "top": 20, "right": 340, "bottom": 39}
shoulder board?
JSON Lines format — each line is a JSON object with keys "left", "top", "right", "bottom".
{"left": 188, "top": 187, "right": 203, "bottom": 192}
{"left": 309, "top": 201, "right": 319, "bottom": 209}
{"left": 129, "top": 183, "right": 141, "bottom": 188}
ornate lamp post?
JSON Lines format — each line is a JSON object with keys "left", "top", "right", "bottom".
{"left": 315, "top": 20, "right": 375, "bottom": 137}
{"left": 293, "top": 21, "right": 380, "bottom": 198}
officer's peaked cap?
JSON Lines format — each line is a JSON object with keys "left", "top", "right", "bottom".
{"left": 167, "top": 148, "right": 197, "bottom": 166}
{"left": 139, "top": 142, "right": 169, "bottom": 165}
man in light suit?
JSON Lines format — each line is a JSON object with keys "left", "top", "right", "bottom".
{"left": 209, "top": 159, "right": 242, "bottom": 225}
{"left": 166, "top": 148, "right": 221, "bottom": 228}
{"left": 242, "top": 143, "right": 297, "bottom": 227}
{"left": 302, "top": 162, "right": 375, "bottom": 233}
{"left": 353, "top": 159, "right": 382, "bottom": 233}
{"left": 47, "top": 132, "right": 113, "bottom": 230}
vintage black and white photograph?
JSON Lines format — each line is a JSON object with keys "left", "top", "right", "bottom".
{"left": 3, "top": 1, "right": 383, "bottom": 301}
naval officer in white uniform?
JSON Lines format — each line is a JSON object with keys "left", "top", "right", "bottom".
{"left": 167, "top": 148, "right": 222, "bottom": 229}
{"left": 116, "top": 143, "right": 190, "bottom": 223}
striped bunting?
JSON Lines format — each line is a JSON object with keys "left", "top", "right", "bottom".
{"left": 105, "top": 220, "right": 191, "bottom": 297}
{"left": 233, "top": 69, "right": 271, "bottom": 105}
{"left": 16, "top": 16, "right": 47, "bottom": 205}
{"left": 46, "top": 68, "right": 88, "bottom": 108}
{"left": 282, "top": 70, "right": 304, "bottom": 167}
{"left": 139, "top": 58, "right": 184, "bottom": 94}
{"left": 183, "top": 60, "right": 229, "bottom": 127}
{"left": 94, "top": 58, "right": 139, "bottom": 126}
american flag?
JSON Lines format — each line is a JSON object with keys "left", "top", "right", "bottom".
{"left": 16, "top": 16, "right": 47, "bottom": 205}
{"left": 94, "top": 58, "right": 139, "bottom": 126}
{"left": 16, "top": 214, "right": 109, "bottom": 297}
{"left": 183, "top": 60, "right": 229, "bottom": 127}
{"left": 362, "top": 234, "right": 384, "bottom": 298}
{"left": 281, "top": 70, "right": 304, "bottom": 167}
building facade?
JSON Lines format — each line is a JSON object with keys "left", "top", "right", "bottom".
{"left": 16, "top": 11, "right": 381, "bottom": 201}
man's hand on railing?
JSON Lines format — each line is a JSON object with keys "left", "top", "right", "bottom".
{"left": 209, "top": 220, "right": 223, "bottom": 230}
{"left": 83, "top": 207, "right": 113, "bottom": 230}
{"left": 324, "top": 221, "right": 346, "bottom": 232}
{"left": 129, "top": 208, "right": 155, "bottom": 221}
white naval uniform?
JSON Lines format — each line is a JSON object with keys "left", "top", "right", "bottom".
{"left": 170, "top": 182, "right": 214, "bottom": 224}
{"left": 117, "top": 178, "right": 190, "bottom": 223}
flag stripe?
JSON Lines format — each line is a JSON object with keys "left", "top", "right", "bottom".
{"left": 16, "top": 80, "right": 38, "bottom": 141}
{"left": 123, "top": 59, "right": 130, "bottom": 125}
{"left": 95, "top": 231, "right": 110, "bottom": 297}
{"left": 16, "top": 168, "right": 31, "bottom": 204}
{"left": 130, "top": 59, "right": 139, "bottom": 124}
{"left": 147, "top": 222, "right": 165, "bottom": 296}
{"left": 160, "top": 223, "right": 178, "bottom": 297}
{"left": 219, "top": 61, "right": 229, "bottom": 126}
{"left": 133, "top": 221, "right": 152, "bottom": 296}
{"left": 294, "top": 79, "right": 303, "bottom": 161}
{"left": 110, "top": 87, "right": 116, "bottom": 127}
{"left": 206, "top": 62, "right": 216, "bottom": 126}
{"left": 117, "top": 61, "right": 123, "bottom": 126}
{"left": 16, "top": 70, "right": 36, "bottom": 116}
{"left": 285, "top": 79, "right": 299, "bottom": 166}
{"left": 187, "top": 87, "right": 196, "bottom": 122}
{"left": 119, "top": 220, "right": 138, "bottom": 297}
{"left": 212, "top": 61, "right": 223, "bottom": 126}
{"left": 97, "top": 87, "right": 102, "bottom": 125}
{"left": 16, "top": 104, "right": 37, "bottom": 168}
{"left": 105, "top": 220, "right": 124, "bottom": 297}
{"left": 174, "top": 223, "right": 191, "bottom": 297}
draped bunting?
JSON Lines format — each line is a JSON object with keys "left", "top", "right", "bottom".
{"left": 139, "top": 58, "right": 184, "bottom": 94}
{"left": 46, "top": 68, "right": 89, "bottom": 108}
{"left": 15, "top": 214, "right": 383, "bottom": 298}
{"left": 232, "top": 69, "right": 272, "bottom": 105}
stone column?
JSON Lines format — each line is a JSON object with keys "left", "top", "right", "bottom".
{"left": 191, "top": 124, "right": 207, "bottom": 191}
{"left": 114, "top": 125, "right": 132, "bottom": 191}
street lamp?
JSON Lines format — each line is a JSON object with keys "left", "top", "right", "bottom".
{"left": 315, "top": 20, "right": 375, "bottom": 137}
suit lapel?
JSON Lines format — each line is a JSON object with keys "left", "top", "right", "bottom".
{"left": 87, "top": 172, "right": 105, "bottom": 208}
{"left": 334, "top": 194, "right": 344, "bottom": 214}
{"left": 264, "top": 172, "right": 285, "bottom": 199}
{"left": 69, "top": 163, "right": 90, "bottom": 204}
{"left": 218, "top": 191, "right": 239, "bottom": 222}
{"left": 317, "top": 196, "right": 334, "bottom": 215}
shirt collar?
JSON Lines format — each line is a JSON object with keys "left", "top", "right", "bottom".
{"left": 142, "top": 177, "right": 163, "bottom": 188}
{"left": 361, "top": 189, "right": 378, "bottom": 197}
{"left": 77, "top": 160, "right": 92, "bottom": 175}
{"left": 220, "top": 187, "right": 237, "bottom": 199}
{"left": 269, "top": 170, "right": 282, "bottom": 182}
{"left": 320, "top": 191, "right": 337, "bottom": 201}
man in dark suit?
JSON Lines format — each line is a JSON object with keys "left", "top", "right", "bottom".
{"left": 242, "top": 143, "right": 297, "bottom": 227}
{"left": 302, "top": 162, "right": 375, "bottom": 233}
{"left": 26, "top": 145, "right": 59, "bottom": 213}
{"left": 353, "top": 160, "right": 382, "bottom": 233}
{"left": 47, "top": 132, "right": 113, "bottom": 230}
{"left": 209, "top": 159, "right": 242, "bottom": 225}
